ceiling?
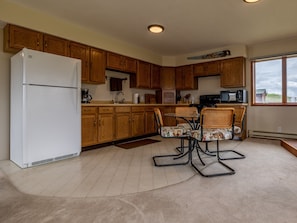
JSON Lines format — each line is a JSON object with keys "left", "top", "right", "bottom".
{"left": 6, "top": 0, "right": 297, "bottom": 56}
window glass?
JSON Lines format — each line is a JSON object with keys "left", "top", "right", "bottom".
{"left": 287, "top": 57, "right": 297, "bottom": 103}
{"left": 255, "top": 59, "right": 282, "bottom": 103}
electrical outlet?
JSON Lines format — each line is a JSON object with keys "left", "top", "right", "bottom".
{"left": 277, "top": 126, "right": 282, "bottom": 133}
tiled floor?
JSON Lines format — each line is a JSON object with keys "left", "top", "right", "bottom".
{"left": 0, "top": 136, "right": 197, "bottom": 197}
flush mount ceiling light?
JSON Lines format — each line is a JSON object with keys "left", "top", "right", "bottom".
{"left": 243, "top": 0, "right": 260, "bottom": 3}
{"left": 148, "top": 24, "right": 164, "bottom": 34}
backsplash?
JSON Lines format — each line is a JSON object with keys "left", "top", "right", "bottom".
{"left": 82, "top": 70, "right": 224, "bottom": 104}
{"left": 82, "top": 70, "right": 156, "bottom": 103}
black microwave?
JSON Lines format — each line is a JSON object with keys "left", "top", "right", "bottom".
{"left": 220, "top": 90, "right": 248, "bottom": 103}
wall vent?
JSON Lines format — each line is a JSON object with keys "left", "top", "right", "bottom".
{"left": 30, "top": 153, "right": 79, "bottom": 167}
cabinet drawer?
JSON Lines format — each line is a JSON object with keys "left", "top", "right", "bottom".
{"left": 115, "top": 106, "right": 131, "bottom": 113}
{"left": 82, "top": 107, "right": 97, "bottom": 114}
{"left": 145, "top": 107, "right": 155, "bottom": 112}
{"left": 132, "top": 107, "right": 145, "bottom": 112}
{"left": 98, "top": 107, "right": 114, "bottom": 113}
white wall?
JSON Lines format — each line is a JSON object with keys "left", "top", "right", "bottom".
{"left": 0, "top": 28, "right": 12, "bottom": 160}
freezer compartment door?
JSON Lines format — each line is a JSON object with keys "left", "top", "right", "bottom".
{"left": 22, "top": 48, "right": 81, "bottom": 88}
{"left": 23, "top": 85, "right": 81, "bottom": 165}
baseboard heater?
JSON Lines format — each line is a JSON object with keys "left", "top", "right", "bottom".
{"left": 248, "top": 130, "right": 297, "bottom": 140}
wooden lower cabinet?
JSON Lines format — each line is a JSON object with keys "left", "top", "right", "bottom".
{"left": 131, "top": 107, "right": 146, "bottom": 137}
{"left": 98, "top": 107, "right": 114, "bottom": 143}
{"left": 82, "top": 105, "right": 183, "bottom": 148}
{"left": 114, "top": 107, "right": 131, "bottom": 140}
{"left": 82, "top": 107, "right": 98, "bottom": 147}
{"left": 145, "top": 107, "right": 156, "bottom": 134}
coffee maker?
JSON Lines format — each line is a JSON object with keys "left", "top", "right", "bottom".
{"left": 81, "top": 88, "right": 92, "bottom": 103}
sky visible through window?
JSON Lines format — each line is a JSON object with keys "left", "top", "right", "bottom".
{"left": 287, "top": 57, "right": 297, "bottom": 101}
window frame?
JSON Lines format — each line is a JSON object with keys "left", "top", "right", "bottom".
{"left": 251, "top": 55, "right": 297, "bottom": 106}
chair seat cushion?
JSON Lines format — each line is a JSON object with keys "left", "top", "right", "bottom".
{"left": 160, "top": 126, "right": 187, "bottom": 138}
{"left": 234, "top": 126, "right": 242, "bottom": 134}
{"left": 191, "top": 128, "right": 234, "bottom": 141}
{"left": 177, "top": 123, "right": 192, "bottom": 131}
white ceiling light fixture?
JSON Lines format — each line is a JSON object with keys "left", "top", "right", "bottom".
{"left": 148, "top": 24, "right": 164, "bottom": 34}
{"left": 243, "top": 0, "right": 260, "bottom": 3}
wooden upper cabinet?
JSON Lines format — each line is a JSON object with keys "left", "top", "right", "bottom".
{"left": 106, "top": 52, "right": 137, "bottom": 73}
{"left": 160, "top": 67, "right": 175, "bottom": 89}
{"left": 150, "top": 64, "right": 161, "bottom": 89}
{"left": 69, "top": 42, "right": 90, "bottom": 82}
{"left": 220, "top": 57, "right": 246, "bottom": 88}
{"left": 194, "top": 60, "right": 221, "bottom": 77}
{"left": 125, "top": 56, "right": 137, "bottom": 73}
{"left": 89, "top": 48, "right": 106, "bottom": 84}
{"left": 4, "top": 24, "right": 43, "bottom": 53}
{"left": 43, "top": 34, "right": 69, "bottom": 56}
{"left": 175, "top": 65, "right": 198, "bottom": 90}
{"left": 130, "top": 60, "right": 151, "bottom": 88}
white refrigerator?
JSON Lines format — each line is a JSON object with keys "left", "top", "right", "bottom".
{"left": 10, "top": 48, "right": 82, "bottom": 168}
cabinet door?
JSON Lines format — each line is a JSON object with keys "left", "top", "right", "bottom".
{"left": 220, "top": 57, "right": 246, "bottom": 88}
{"left": 82, "top": 107, "right": 98, "bottom": 147}
{"left": 205, "top": 61, "right": 221, "bottom": 75}
{"left": 183, "top": 65, "right": 197, "bottom": 89}
{"left": 115, "top": 113, "right": 131, "bottom": 140}
{"left": 136, "top": 60, "right": 151, "bottom": 88}
{"left": 160, "top": 67, "right": 175, "bottom": 89}
{"left": 131, "top": 112, "right": 145, "bottom": 136}
{"left": 193, "top": 63, "right": 205, "bottom": 77}
{"left": 150, "top": 64, "right": 161, "bottom": 89}
{"left": 106, "top": 52, "right": 123, "bottom": 71}
{"left": 175, "top": 67, "right": 184, "bottom": 90}
{"left": 69, "top": 42, "right": 90, "bottom": 82}
{"left": 175, "top": 65, "right": 197, "bottom": 90}
{"left": 98, "top": 113, "right": 114, "bottom": 143}
{"left": 124, "top": 57, "right": 137, "bottom": 73}
{"left": 194, "top": 61, "right": 221, "bottom": 77}
{"left": 145, "top": 109, "right": 156, "bottom": 134}
{"left": 89, "top": 48, "right": 106, "bottom": 84}
{"left": 43, "top": 34, "right": 69, "bottom": 56}
{"left": 4, "top": 24, "right": 43, "bottom": 53}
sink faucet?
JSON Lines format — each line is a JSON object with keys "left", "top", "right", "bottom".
{"left": 115, "top": 91, "right": 125, "bottom": 103}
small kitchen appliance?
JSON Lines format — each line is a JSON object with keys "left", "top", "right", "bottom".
{"left": 81, "top": 88, "right": 92, "bottom": 103}
{"left": 220, "top": 90, "right": 248, "bottom": 103}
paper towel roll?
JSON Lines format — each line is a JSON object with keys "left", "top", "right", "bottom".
{"left": 133, "top": 93, "right": 139, "bottom": 104}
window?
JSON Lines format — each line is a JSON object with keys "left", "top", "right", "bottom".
{"left": 252, "top": 55, "right": 297, "bottom": 105}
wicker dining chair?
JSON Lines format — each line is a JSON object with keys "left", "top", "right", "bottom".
{"left": 175, "top": 106, "right": 199, "bottom": 153}
{"left": 152, "top": 108, "right": 191, "bottom": 166}
{"left": 190, "top": 107, "right": 242, "bottom": 177}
